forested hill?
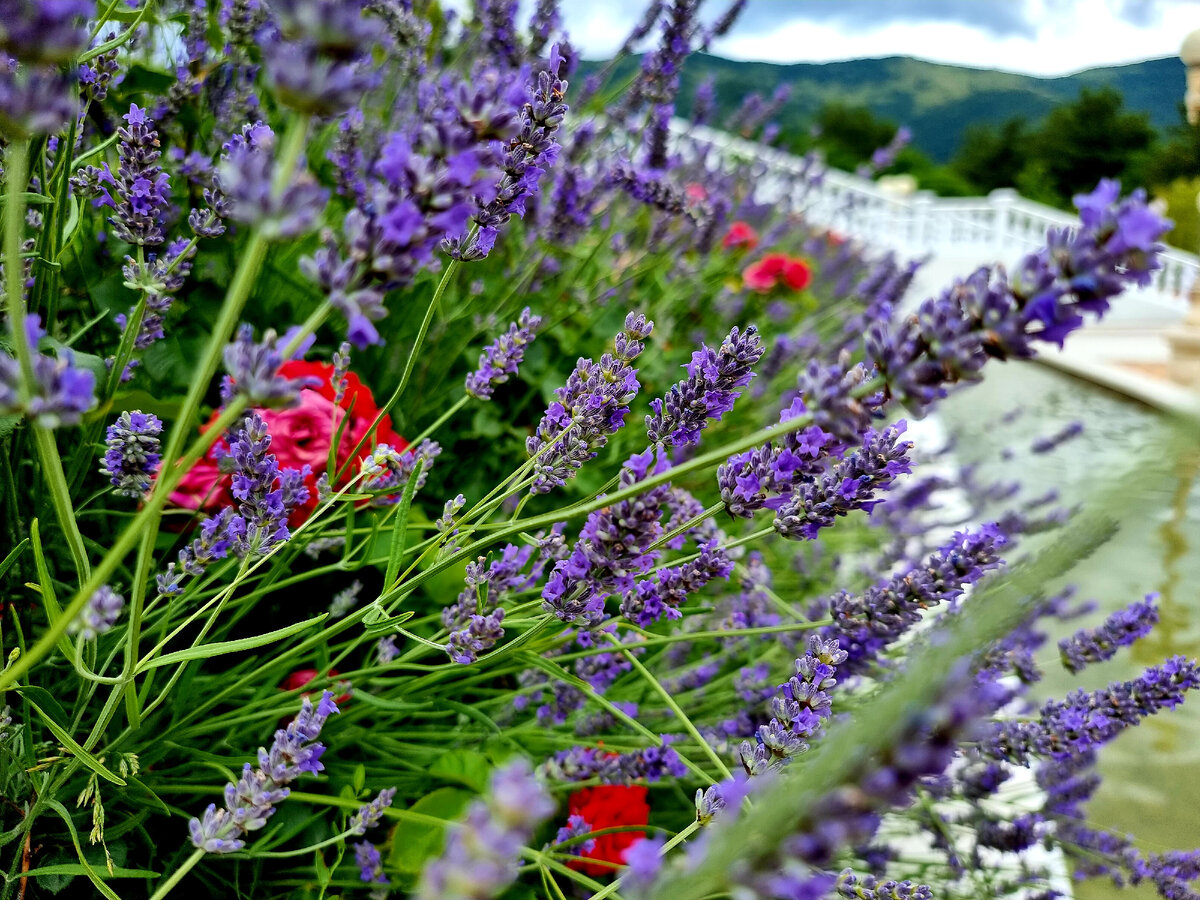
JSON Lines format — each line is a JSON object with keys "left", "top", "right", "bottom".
{"left": 578, "top": 53, "right": 1183, "bottom": 162}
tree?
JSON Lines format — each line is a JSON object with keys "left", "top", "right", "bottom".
{"left": 1028, "top": 87, "right": 1154, "bottom": 205}
{"left": 809, "top": 102, "right": 898, "bottom": 172}
{"left": 951, "top": 118, "right": 1030, "bottom": 193}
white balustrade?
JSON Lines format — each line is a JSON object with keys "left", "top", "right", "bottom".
{"left": 672, "top": 120, "right": 1200, "bottom": 318}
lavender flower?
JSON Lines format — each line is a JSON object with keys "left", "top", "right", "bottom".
{"left": 221, "top": 411, "right": 309, "bottom": 553}
{"left": 526, "top": 312, "right": 654, "bottom": 494}
{"left": 222, "top": 325, "right": 317, "bottom": 408}
{"left": 620, "top": 540, "right": 734, "bottom": 627}
{"left": 350, "top": 787, "right": 397, "bottom": 835}
{"left": 329, "top": 580, "right": 363, "bottom": 618}
{"left": 216, "top": 122, "right": 328, "bottom": 239}
{"left": 0, "top": 0, "right": 93, "bottom": 64}
{"left": 259, "top": 0, "right": 385, "bottom": 115}
{"left": 361, "top": 439, "right": 441, "bottom": 503}
{"left": 772, "top": 422, "right": 913, "bottom": 541}
{"left": 985, "top": 656, "right": 1200, "bottom": 764}
{"left": 646, "top": 325, "right": 765, "bottom": 448}
{"left": 189, "top": 691, "right": 339, "bottom": 853}
{"left": 100, "top": 410, "right": 163, "bottom": 497}
{"left": 416, "top": 758, "right": 554, "bottom": 900}
{"left": 1058, "top": 595, "right": 1159, "bottom": 674}
{"left": 738, "top": 636, "right": 846, "bottom": 776}
{"left": 867, "top": 180, "right": 1170, "bottom": 414}
{"left": 68, "top": 586, "right": 124, "bottom": 640}
{"left": 465, "top": 307, "right": 542, "bottom": 400}
{"left": 541, "top": 447, "right": 672, "bottom": 623}
{"left": 637, "top": 0, "right": 700, "bottom": 169}
{"left": 116, "top": 238, "right": 199, "bottom": 350}
{"left": 106, "top": 105, "right": 172, "bottom": 247}
{"left": 0, "top": 316, "right": 96, "bottom": 428}
{"left": 549, "top": 814, "right": 595, "bottom": 856}
{"left": 436, "top": 494, "right": 465, "bottom": 532}
{"left": 0, "top": 56, "right": 80, "bottom": 137}
{"left": 445, "top": 608, "right": 506, "bottom": 664}
{"left": 543, "top": 742, "right": 687, "bottom": 784}
{"left": 452, "top": 47, "right": 569, "bottom": 258}
{"left": 825, "top": 524, "right": 1008, "bottom": 675}
{"left": 353, "top": 841, "right": 389, "bottom": 895}
{"left": 624, "top": 835, "right": 666, "bottom": 889}
{"left": 1031, "top": 420, "right": 1084, "bottom": 454}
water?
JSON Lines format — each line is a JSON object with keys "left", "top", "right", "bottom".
{"left": 935, "top": 360, "right": 1200, "bottom": 898}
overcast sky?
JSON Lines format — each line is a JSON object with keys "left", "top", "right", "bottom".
{"left": 548, "top": 0, "right": 1197, "bottom": 77}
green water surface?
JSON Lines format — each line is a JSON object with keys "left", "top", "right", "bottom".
{"left": 936, "top": 360, "right": 1200, "bottom": 898}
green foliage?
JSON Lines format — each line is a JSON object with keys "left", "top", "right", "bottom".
{"left": 1156, "top": 177, "right": 1200, "bottom": 252}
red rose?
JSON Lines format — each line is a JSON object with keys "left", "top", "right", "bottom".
{"left": 780, "top": 258, "right": 812, "bottom": 292}
{"left": 281, "top": 668, "right": 352, "bottom": 706}
{"left": 742, "top": 253, "right": 812, "bottom": 294}
{"left": 566, "top": 785, "right": 650, "bottom": 876}
{"left": 721, "top": 220, "right": 759, "bottom": 251}
{"left": 684, "top": 182, "right": 708, "bottom": 203}
{"left": 169, "top": 361, "right": 406, "bottom": 524}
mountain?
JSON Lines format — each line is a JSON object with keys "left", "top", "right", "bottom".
{"left": 578, "top": 53, "right": 1185, "bottom": 163}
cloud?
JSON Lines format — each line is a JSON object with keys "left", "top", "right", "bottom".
{"left": 728, "top": 0, "right": 1037, "bottom": 38}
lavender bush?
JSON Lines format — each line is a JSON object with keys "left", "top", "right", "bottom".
{"left": 0, "top": 2, "right": 1195, "bottom": 899}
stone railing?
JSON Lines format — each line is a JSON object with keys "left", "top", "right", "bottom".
{"left": 675, "top": 121, "right": 1200, "bottom": 316}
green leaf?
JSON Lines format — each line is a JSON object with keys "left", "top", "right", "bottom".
{"left": 29, "top": 520, "right": 73, "bottom": 659}
{"left": 387, "top": 788, "right": 473, "bottom": 874}
{"left": 14, "top": 685, "right": 69, "bottom": 728}
{"left": 360, "top": 606, "right": 414, "bottom": 637}
{"left": 383, "top": 459, "right": 424, "bottom": 589}
{"left": 137, "top": 614, "right": 327, "bottom": 672}
{"left": 428, "top": 749, "right": 492, "bottom": 792}
{"left": 25, "top": 697, "right": 125, "bottom": 785}
{"left": 0, "top": 537, "right": 29, "bottom": 582}
{"left": 25, "top": 865, "right": 158, "bottom": 878}
{"left": 41, "top": 800, "right": 122, "bottom": 900}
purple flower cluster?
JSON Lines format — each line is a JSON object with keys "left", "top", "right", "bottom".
{"left": 416, "top": 759, "right": 554, "bottom": 900}
{"left": 445, "top": 608, "right": 506, "bottom": 664}
{"left": 464, "top": 307, "right": 542, "bottom": 400}
{"left": 526, "top": 312, "right": 654, "bottom": 494}
{"left": 541, "top": 447, "right": 672, "bottom": 623}
{"left": 221, "top": 324, "right": 318, "bottom": 408}
{"left": 738, "top": 636, "right": 846, "bottom": 776}
{"left": 353, "top": 841, "right": 389, "bottom": 896}
{"left": 260, "top": 0, "right": 386, "bottom": 116}
{"left": 984, "top": 656, "right": 1200, "bottom": 764}
{"left": 543, "top": 742, "right": 687, "bottom": 784}
{"left": 100, "top": 410, "right": 163, "bottom": 497}
{"left": 105, "top": 105, "right": 173, "bottom": 247}
{"left": 219, "top": 412, "right": 311, "bottom": 554}
{"left": 349, "top": 787, "right": 397, "bottom": 835}
{"left": 116, "top": 238, "right": 199, "bottom": 350}
{"left": 637, "top": 0, "right": 700, "bottom": 170}
{"left": 216, "top": 122, "right": 328, "bottom": 239}
{"left": 867, "top": 180, "right": 1170, "bottom": 414}
{"left": 646, "top": 325, "right": 765, "bottom": 448}
{"left": 189, "top": 691, "right": 339, "bottom": 853}
{"left": 0, "top": 0, "right": 90, "bottom": 137}
{"left": 1031, "top": 420, "right": 1084, "bottom": 454}
{"left": 0, "top": 315, "right": 96, "bottom": 428}
{"left": 361, "top": 439, "right": 442, "bottom": 503}
{"left": 156, "top": 415, "right": 309, "bottom": 595}
{"left": 1058, "top": 595, "right": 1159, "bottom": 674}
{"left": 772, "top": 422, "right": 913, "bottom": 540}
{"left": 824, "top": 524, "right": 1008, "bottom": 675}
{"left": 550, "top": 814, "right": 595, "bottom": 856}
{"left": 68, "top": 585, "right": 124, "bottom": 641}
{"left": 620, "top": 540, "right": 734, "bottom": 627}
{"left": 836, "top": 869, "right": 932, "bottom": 900}
{"left": 442, "top": 542, "right": 547, "bottom": 630}
{"left": 452, "top": 46, "right": 569, "bottom": 258}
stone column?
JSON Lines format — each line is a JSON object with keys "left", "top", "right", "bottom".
{"left": 1166, "top": 29, "right": 1200, "bottom": 387}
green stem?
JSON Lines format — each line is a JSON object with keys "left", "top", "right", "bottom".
{"left": 146, "top": 848, "right": 204, "bottom": 900}
{"left": 32, "top": 425, "right": 91, "bottom": 583}
{"left": 586, "top": 821, "right": 701, "bottom": 900}
{"left": 407, "top": 393, "right": 470, "bottom": 447}
{"left": 605, "top": 633, "right": 732, "bottom": 780}
{"left": 335, "top": 257, "right": 461, "bottom": 480}
{"left": 3, "top": 140, "right": 34, "bottom": 398}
